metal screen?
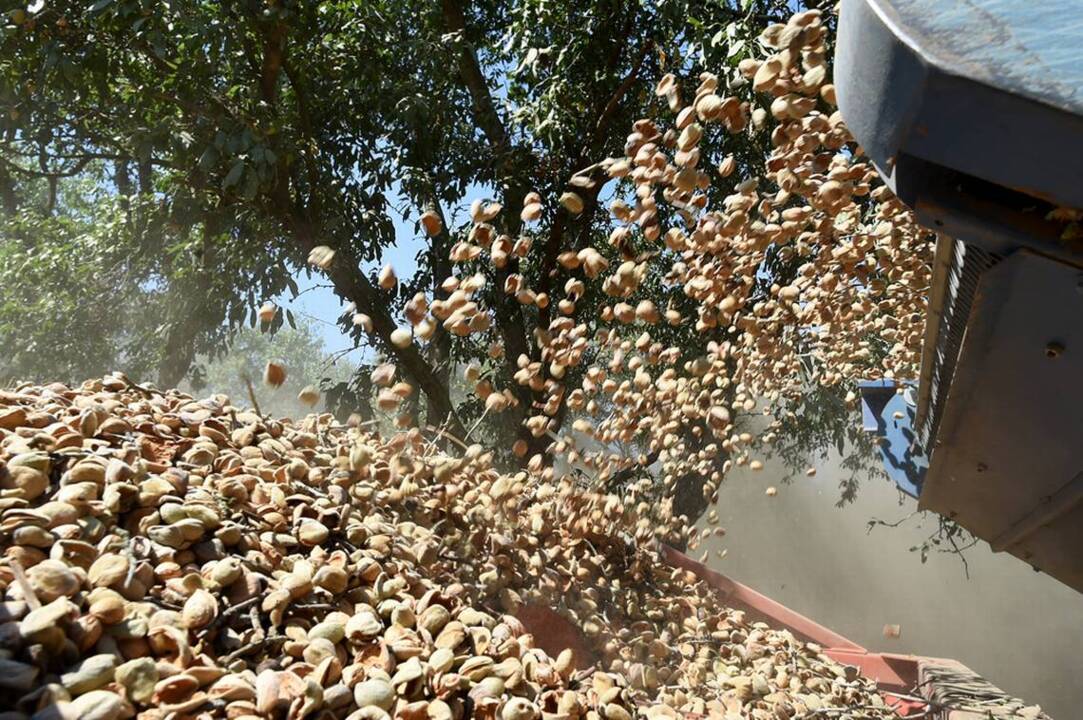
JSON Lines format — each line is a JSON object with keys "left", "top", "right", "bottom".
{"left": 916, "top": 240, "right": 1002, "bottom": 450}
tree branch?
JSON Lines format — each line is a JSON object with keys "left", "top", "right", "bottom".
{"left": 439, "top": 0, "right": 510, "bottom": 156}
{"left": 438, "top": 0, "right": 535, "bottom": 433}
{"left": 526, "top": 26, "right": 653, "bottom": 451}
{"left": 286, "top": 212, "right": 470, "bottom": 442}
{"left": 0, "top": 165, "right": 16, "bottom": 216}
{"left": 0, "top": 154, "right": 93, "bottom": 179}
{"left": 589, "top": 39, "right": 653, "bottom": 149}
{"left": 410, "top": 171, "right": 456, "bottom": 428}
{"left": 259, "top": 20, "right": 288, "bottom": 105}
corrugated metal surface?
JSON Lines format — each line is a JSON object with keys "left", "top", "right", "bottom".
{"left": 919, "top": 659, "right": 1052, "bottom": 719}
{"left": 916, "top": 240, "right": 1001, "bottom": 451}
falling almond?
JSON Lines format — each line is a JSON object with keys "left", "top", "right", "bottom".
{"left": 718, "top": 155, "right": 736, "bottom": 178}
{"left": 352, "top": 313, "right": 374, "bottom": 332}
{"left": 521, "top": 203, "right": 543, "bottom": 222}
{"left": 560, "top": 192, "right": 585, "bottom": 216}
{"left": 390, "top": 328, "right": 412, "bottom": 348}
{"left": 257, "top": 301, "right": 277, "bottom": 323}
{"left": 654, "top": 73, "right": 677, "bottom": 97}
{"left": 298, "top": 385, "right": 320, "bottom": 407}
{"left": 307, "top": 245, "right": 335, "bottom": 270}
{"left": 264, "top": 361, "right": 287, "bottom": 387}
{"left": 420, "top": 210, "right": 443, "bottom": 237}
{"left": 378, "top": 264, "right": 398, "bottom": 290}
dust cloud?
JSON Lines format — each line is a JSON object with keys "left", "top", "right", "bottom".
{"left": 696, "top": 453, "right": 1083, "bottom": 719}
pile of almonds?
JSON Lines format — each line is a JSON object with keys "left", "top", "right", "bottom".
{"left": 0, "top": 376, "right": 897, "bottom": 719}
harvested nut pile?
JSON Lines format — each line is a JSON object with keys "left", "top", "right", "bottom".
{"left": 0, "top": 376, "right": 897, "bottom": 720}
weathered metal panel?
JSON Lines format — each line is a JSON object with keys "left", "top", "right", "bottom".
{"left": 866, "top": 0, "right": 1083, "bottom": 117}
{"left": 920, "top": 250, "right": 1083, "bottom": 592}
{"left": 836, "top": 0, "right": 1083, "bottom": 211}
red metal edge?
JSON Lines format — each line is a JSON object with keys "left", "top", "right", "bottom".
{"left": 516, "top": 603, "right": 597, "bottom": 666}
{"left": 662, "top": 545, "right": 864, "bottom": 650}
{"left": 663, "top": 545, "right": 929, "bottom": 716}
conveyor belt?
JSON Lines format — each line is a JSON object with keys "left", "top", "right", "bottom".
{"left": 919, "top": 659, "right": 1051, "bottom": 719}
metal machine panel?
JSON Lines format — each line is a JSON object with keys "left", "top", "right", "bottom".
{"left": 836, "top": 0, "right": 1083, "bottom": 212}
{"left": 914, "top": 239, "right": 1001, "bottom": 454}
{"left": 920, "top": 251, "right": 1083, "bottom": 592}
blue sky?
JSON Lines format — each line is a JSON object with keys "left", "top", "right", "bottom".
{"left": 276, "top": 183, "right": 489, "bottom": 363}
{"left": 284, "top": 166, "right": 623, "bottom": 370}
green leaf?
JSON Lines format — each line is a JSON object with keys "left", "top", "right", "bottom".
{"left": 241, "top": 170, "right": 259, "bottom": 200}
{"left": 222, "top": 159, "right": 245, "bottom": 190}
{"left": 198, "top": 146, "right": 218, "bottom": 173}
{"left": 286, "top": 309, "right": 297, "bottom": 330}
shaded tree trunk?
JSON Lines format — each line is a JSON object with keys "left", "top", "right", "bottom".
{"left": 157, "top": 309, "right": 206, "bottom": 388}
{"left": 157, "top": 222, "right": 220, "bottom": 388}
{"left": 113, "top": 160, "right": 133, "bottom": 226}
{"left": 0, "top": 166, "right": 17, "bottom": 216}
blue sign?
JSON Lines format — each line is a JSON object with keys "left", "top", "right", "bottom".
{"left": 858, "top": 380, "right": 928, "bottom": 497}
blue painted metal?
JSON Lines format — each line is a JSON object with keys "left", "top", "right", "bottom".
{"left": 874, "top": 0, "right": 1083, "bottom": 117}
{"left": 857, "top": 381, "right": 928, "bottom": 498}
{"left": 836, "top": 0, "right": 1083, "bottom": 222}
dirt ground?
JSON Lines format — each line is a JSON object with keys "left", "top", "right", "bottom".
{"left": 697, "top": 454, "right": 1083, "bottom": 719}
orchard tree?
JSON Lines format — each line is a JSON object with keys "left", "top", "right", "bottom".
{"left": 0, "top": 1, "right": 931, "bottom": 523}
{"left": 0, "top": 166, "right": 166, "bottom": 382}
{"left": 0, "top": 1, "right": 800, "bottom": 408}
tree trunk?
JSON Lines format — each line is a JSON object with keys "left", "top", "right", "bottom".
{"left": 0, "top": 166, "right": 17, "bottom": 216}
{"left": 157, "top": 316, "right": 202, "bottom": 388}
{"left": 413, "top": 173, "right": 456, "bottom": 431}
{"left": 286, "top": 213, "right": 470, "bottom": 442}
{"left": 156, "top": 221, "right": 220, "bottom": 388}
